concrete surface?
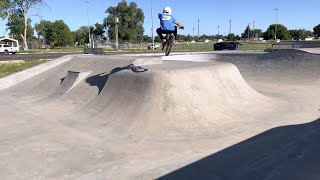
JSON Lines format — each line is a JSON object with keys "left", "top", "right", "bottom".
{"left": 0, "top": 49, "right": 319, "bottom": 179}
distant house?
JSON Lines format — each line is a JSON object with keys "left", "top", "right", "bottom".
{"left": 0, "top": 37, "right": 19, "bottom": 48}
{"left": 305, "top": 37, "right": 315, "bottom": 41}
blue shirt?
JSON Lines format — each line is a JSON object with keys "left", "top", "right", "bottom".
{"left": 158, "top": 13, "right": 177, "bottom": 31}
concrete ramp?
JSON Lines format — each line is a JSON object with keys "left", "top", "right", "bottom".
{"left": 0, "top": 52, "right": 319, "bottom": 179}
{"left": 68, "top": 62, "right": 283, "bottom": 139}
{"left": 54, "top": 70, "right": 91, "bottom": 95}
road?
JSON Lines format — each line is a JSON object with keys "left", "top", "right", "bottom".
{"left": 0, "top": 52, "right": 81, "bottom": 61}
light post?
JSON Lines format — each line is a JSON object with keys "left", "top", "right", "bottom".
{"left": 115, "top": 15, "right": 119, "bottom": 50}
{"left": 218, "top": 25, "right": 220, "bottom": 38}
{"left": 193, "top": 27, "right": 195, "bottom": 41}
{"left": 247, "top": 23, "right": 250, "bottom": 40}
{"left": 253, "top": 20, "right": 255, "bottom": 40}
{"left": 198, "top": 18, "right": 200, "bottom": 41}
{"left": 274, "top": 8, "right": 278, "bottom": 42}
{"left": 86, "top": 1, "right": 91, "bottom": 48}
{"left": 151, "top": 0, "right": 155, "bottom": 51}
{"left": 229, "top": 20, "right": 232, "bottom": 35}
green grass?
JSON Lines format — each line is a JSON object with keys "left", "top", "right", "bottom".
{"left": 0, "top": 60, "right": 48, "bottom": 78}
{"left": 116, "top": 42, "right": 273, "bottom": 53}
{"left": 238, "top": 42, "right": 273, "bottom": 51}
{"left": 19, "top": 48, "right": 83, "bottom": 54}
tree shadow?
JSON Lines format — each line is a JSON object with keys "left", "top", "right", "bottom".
{"left": 158, "top": 118, "right": 320, "bottom": 180}
{"left": 86, "top": 64, "right": 148, "bottom": 94}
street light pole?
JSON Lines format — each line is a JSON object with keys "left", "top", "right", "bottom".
{"left": 229, "top": 20, "right": 232, "bottom": 35}
{"left": 86, "top": 1, "right": 91, "bottom": 48}
{"left": 193, "top": 27, "right": 195, "bottom": 41}
{"left": 151, "top": 0, "right": 154, "bottom": 51}
{"left": 218, "top": 25, "right": 220, "bottom": 38}
{"left": 198, "top": 18, "right": 200, "bottom": 41}
{"left": 115, "top": 15, "right": 119, "bottom": 50}
{"left": 274, "top": 8, "right": 278, "bottom": 42}
{"left": 253, "top": 20, "right": 255, "bottom": 40}
{"left": 247, "top": 23, "right": 250, "bottom": 40}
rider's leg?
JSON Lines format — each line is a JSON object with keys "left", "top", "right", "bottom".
{"left": 156, "top": 28, "right": 165, "bottom": 41}
{"left": 173, "top": 27, "right": 178, "bottom": 39}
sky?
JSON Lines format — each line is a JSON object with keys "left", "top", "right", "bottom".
{"left": 1, "top": 0, "right": 320, "bottom": 37}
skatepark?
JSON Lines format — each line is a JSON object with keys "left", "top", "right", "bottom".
{"left": 0, "top": 49, "right": 319, "bottom": 179}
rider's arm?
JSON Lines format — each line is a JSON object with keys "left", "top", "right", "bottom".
{"left": 175, "top": 21, "right": 184, "bottom": 28}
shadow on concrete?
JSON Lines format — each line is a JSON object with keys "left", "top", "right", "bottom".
{"left": 158, "top": 118, "right": 320, "bottom": 180}
{"left": 86, "top": 64, "right": 148, "bottom": 94}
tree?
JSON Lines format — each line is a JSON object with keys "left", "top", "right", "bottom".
{"left": 227, "top": 33, "right": 236, "bottom": 41}
{"left": 252, "top": 29, "right": 264, "bottom": 38}
{"left": 92, "top": 23, "right": 105, "bottom": 37}
{"left": 289, "top": 29, "right": 313, "bottom": 40}
{"left": 105, "top": 1, "right": 144, "bottom": 42}
{"left": 263, "top": 24, "right": 291, "bottom": 40}
{"left": 74, "top": 26, "right": 91, "bottom": 46}
{"left": 2, "top": 0, "right": 47, "bottom": 49}
{"left": 51, "top": 20, "right": 73, "bottom": 47}
{"left": 6, "top": 10, "right": 34, "bottom": 41}
{"left": 0, "top": 0, "right": 10, "bottom": 19}
{"left": 241, "top": 25, "right": 251, "bottom": 39}
{"left": 34, "top": 20, "right": 53, "bottom": 46}
{"left": 313, "top": 24, "right": 320, "bottom": 38}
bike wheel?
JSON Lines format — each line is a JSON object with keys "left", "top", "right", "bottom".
{"left": 165, "top": 34, "right": 175, "bottom": 56}
{"left": 162, "top": 34, "right": 169, "bottom": 51}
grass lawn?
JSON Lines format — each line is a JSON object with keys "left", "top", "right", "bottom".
{"left": 0, "top": 60, "right": 48, "bottom": 78}
{"left": 19, "top": 48, "right": 83, "bottom": 54}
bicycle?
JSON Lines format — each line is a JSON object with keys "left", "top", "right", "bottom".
{"left": 161, "top": 26, "right": 184, "bottom": 56}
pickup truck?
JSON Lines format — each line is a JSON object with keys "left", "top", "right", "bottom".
{"left": 0, "top": 44, "right": 19, "bottom": 54}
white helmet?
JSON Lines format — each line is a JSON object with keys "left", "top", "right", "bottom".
{"left": 163, "top": 7, "right": 172, "bottom": 15}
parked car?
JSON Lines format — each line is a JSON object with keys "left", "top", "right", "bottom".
{"left": 0, "top": 44, "right": 19, "bottom": 54}
{"left": 147, "top": 45, "right": 160, "bottom": 50}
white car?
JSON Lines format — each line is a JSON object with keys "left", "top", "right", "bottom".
{"left": 0, "top": 44, "right": 19, "bottom": 54}
{"left": 148, "top": 45, "right": 160, "bottom": 50}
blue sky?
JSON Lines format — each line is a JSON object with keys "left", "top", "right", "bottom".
{"left": 1, "top": 0, "right": 320, "bottom": 37}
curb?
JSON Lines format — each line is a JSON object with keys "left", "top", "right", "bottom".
{"left": 0, "top": 55, "right": 75, "bottom": 90}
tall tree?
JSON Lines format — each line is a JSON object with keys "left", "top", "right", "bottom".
{"left": 241, "top": 25, "right": 251, "bottom": 38}
{"left": 0, "top": 0, "right": 11, "bottom": 19}
{"left": 51, "top": 20, "right": 73, "bottom": 47}
{"left": 105, "top": 0, "right": 144, "bottom": 42}
{"left": 92, "top": 23, "right": 105, "bottom": 37}
{"left": 34, "top": 20, "right": 54, "bottom": 46}
{"left": 2, "top": 0, "right": 46, "bottom": 49}
{"left": 313, "top": 24, "right": 320, "bottom": 38}
{"left": 289, "top": 29, "right": 313, "bottom": 40}
{"left": 263, "top": 24, "right": 291, "bottom": 40}
{"left": 6, "top": 10, "right": 33, "bottom": 41}
{"left": 74, "top": 26, "right": 92, "bottom": 46}
{"left": 228, "top": 33, "right": 236, "bottom": 41}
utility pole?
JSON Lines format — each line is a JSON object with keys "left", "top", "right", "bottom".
{"left": 253, "top": 20, "right": 255, "bottom": 40}
{"left": 115, "top": 15, "right": 119, "bottom": 50}
{"left": 218, "top": 25, "right": 220, "bottom": 38}
{"left": 151, "top": 0, "right": 154, "bottom": 51}
{"left": 198, "top": 18, "right": 200, "bottom": 41}
{"left": 274, "top": 8, "right": 278, "bottom": 42}
{"left": 86, "top": 1, "right": 91, "bottom": 48}
{"left": 193, "top": 27, "right": 195, "bottom": 41}
{"left": 229, "top": 19, "right": 232, "bottom": 35}
{"left": 247, "top": 23, "right": 250, "bottom": 40}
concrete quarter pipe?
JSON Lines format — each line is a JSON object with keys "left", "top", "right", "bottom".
{"left": 0, "top": 50, "right": 319, "bottom": 179}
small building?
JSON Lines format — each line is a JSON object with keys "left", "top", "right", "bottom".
{"left": 305, "top": 37, "right": 315, "bottom": 41}
{"left": 0, "top": 37, "right": 19, "bottom": 48}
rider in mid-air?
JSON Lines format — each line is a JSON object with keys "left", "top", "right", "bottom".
{"left": 156, "top": 7, "right": 184, "bottom": 43}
